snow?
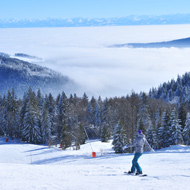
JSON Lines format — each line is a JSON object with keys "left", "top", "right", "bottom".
{"left": 0, "top": 137, "right": 190, "bottom": 190}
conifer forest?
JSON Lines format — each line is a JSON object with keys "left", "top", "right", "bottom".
{"left": 1, "top": 84, "right": 190, "bottom": 153}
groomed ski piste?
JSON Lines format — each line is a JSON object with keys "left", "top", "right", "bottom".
{"left": 0, "top": 137, "right": 190, "bottom": 190}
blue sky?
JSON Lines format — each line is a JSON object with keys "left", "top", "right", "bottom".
{"left": 1, "top": 0, "right": 190, "bottom": 19}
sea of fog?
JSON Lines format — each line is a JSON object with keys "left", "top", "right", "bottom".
{"left": 1, "top": 24, "right": 190, "bottom": 98}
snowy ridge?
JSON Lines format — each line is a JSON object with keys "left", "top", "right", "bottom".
{"left": 1, "top": 14, "right": 190, "bottom": 28}
{"left": 0, "top": 54, "right": 78, "bottom": 96}
{"left": 1, "top": 54, "right": 61, "bottom": 78}
{"left": 112, "top": 37, "right": 190, "bottom": 48}
{"left": 0, "top": 137, "right": 189, "bottom": 190}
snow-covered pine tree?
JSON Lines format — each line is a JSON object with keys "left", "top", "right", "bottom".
{"left": 45, "top": 93, "right": 57, "bottom": 136}
{"left": 2, "top": 89, "right": 19, "bottom": 138}
{"left": 112, "top": 120, "right": 127, "bottom": 153}
{"left": 22, "top": 87, "right": 41, "bottom": 143}
{"left": 162, "top": 110, "right": 171, "bottom": 147}
{"left": 101, "top": 98, "right": 109, "bottom": 125}
{"left": 20, "top": 92, "right": 28, "bottom": 134}
{"left": 170, "top": 109, "right": 183, "bottom": 145}
{"left": 36, "top": 89, "right": 44, "bottom": 142}
{"left": 41, "top": 102, "right": 51, "bottom": 144}
{"left": 146, "top": 127, "right": 157, "bottom": 149}
{"left": 183, "top": 112, "right": 190, "bottom": 145}
{"left": 175, "top": 75, "right": 183, "bottom": 97}
{"left": 157, "top": 125, "right": 164, "bottom": 149}
{"left": 157, "top": 110, "right": 170, "bottom": 149}
{"left": 86, "top": 102, "right": 93, "bottom": 124}
{"left": 159, "top": 110, "right": 171, "bottom": 148}
{"left": 101, "top": 98, "right": 112, "bottom": 140}
{"left": 177, "top": 97, "right": 186, "bottom": 130}
{"left": 0, "top": 95, "right": 4, "bottom": 135}
{"left": 56, "top": 91, "right": 69, "bottom": 141}
{"left": 169, "top": 109, "right": 177, "bottom": 145}
{"left": 172, "top": 119, "right": 183, "bottom": 145}
{"left": 94, "top": 101, "right": 101, "bottom": 127}
{"left": 137, "top": 92, "right": 151, "bottom": 132}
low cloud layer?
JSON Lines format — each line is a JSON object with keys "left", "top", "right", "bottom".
{"left": 1, "top": 25, "right": 190, "bottom": 98}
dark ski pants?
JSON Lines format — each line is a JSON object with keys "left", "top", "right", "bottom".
{"left": 131, "top": 152, "right": 143, "bottom": 173}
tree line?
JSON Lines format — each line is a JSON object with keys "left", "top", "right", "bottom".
{"left": 0, "top": 87, "right": 190, "bottom": 152}
{"left": 149, "top": 72, "right": 190, "bottom": 104}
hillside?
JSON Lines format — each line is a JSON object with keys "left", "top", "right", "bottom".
{"left": 112, "top": 37, "right": 190, "bottom": 48}
{"left": 0, "top": 138, "right": 189, "bottom": 190}
{"left": 0, "top": 54, "right": 77, "bottom": 97}
{"left": 148, "top": 72, "right": 190, "bottom": 104}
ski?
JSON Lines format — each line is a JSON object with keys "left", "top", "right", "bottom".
{"left": 124, "top": 172, "right": 147, "bottom": 177}
{"left": 137, "top": 174, "right": 147, "bottom": 177}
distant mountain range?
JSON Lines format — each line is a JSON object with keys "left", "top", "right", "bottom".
{"left": 0, "top": 53, "right": 77, "bottom": 97}
{"left": 1, "top": 14, "right": 190, "bottom": 28}
{"left": 112, "top": 37, "right": 190, "bottom": 48}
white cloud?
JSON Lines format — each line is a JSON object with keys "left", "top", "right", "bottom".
{"left": 1, "top": 25, "right": 190, "bottom": 98}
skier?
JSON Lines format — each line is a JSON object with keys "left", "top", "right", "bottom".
{"left": 122, "top": 130, "right": 154, "bottom": 175}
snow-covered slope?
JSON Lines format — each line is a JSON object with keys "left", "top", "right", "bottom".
{"left": 0, "top": 137, "right": 189, "bottom": 190}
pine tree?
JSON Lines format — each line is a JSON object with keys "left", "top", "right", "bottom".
{"left": 41, "top": 102, "right": 51, "bottom": 144}
{"left": 82, "top": 92, "right": 88, "bottom": 108}
{"left": 138, "top": 118, "right": 147, "bottom": 134}
{"left": 170, "top": 109, "right": 183, "bottom": 145}
{"left": 100, "top": 123, "right": 110, "bottom": 142}
{"left": 2, "top": 89, "right": 19, "bottom": 138}
{"left": 78, "top": 122, "right": 86, "bottom": 145}
{"left": 146, "top": 127, "right": 157, "bottom": 149}
{"left": 157, "top": 125, "right": 164, "bottom": 149}
{"left": 101, "top": 98, "right": 111, "bottom": 139}
{"left": 137, "top": 92, "right": 151, "bottom": 132}
{"left": 46, "top": 93, "right": 57, "bottom": 136}
{"left": 36, "top": 89, "right": 44, "bottom": 142}
{"left": 0, "top": 95, "right": 4, "bottom": 135}
{"left": 112, "top": 121, "right": 127, "bottom": 153}
{"left": 177, "top": 97, "right": 186, "bottom": 130}
{"left": 172, "top": 119, "right": 183, "bottom": 145}
{"left": 101, "top": 98, "right": 109, "bottom": 124}
{"left": 60, "top": 124, "right": 71, "bottom": 150}
{"left": 162, "top": 110, "right": 171, "bottom": 147}
{"left": 22, "top": 87, "right": 41, "bottom": 143}
{"left": 169, "top": 109, "right": 176, "bottom": 145}
{"left": 94, "top": 101, "right": 101, "bottom": 127}
{"left": 56, "top": 92, "right": 69, "bottom": 141}
{"left": 157, "top": 110, "right": 170, "bottom": 148}
{"left": 183, "top": 112, "right": 190, "bottom": 145}
{"left": 86, "top": 102, "right": 93, "bottom": 124}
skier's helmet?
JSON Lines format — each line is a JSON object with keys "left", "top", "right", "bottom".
{"left": 138, "top": 130, "right": 142, "bottom": 134}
